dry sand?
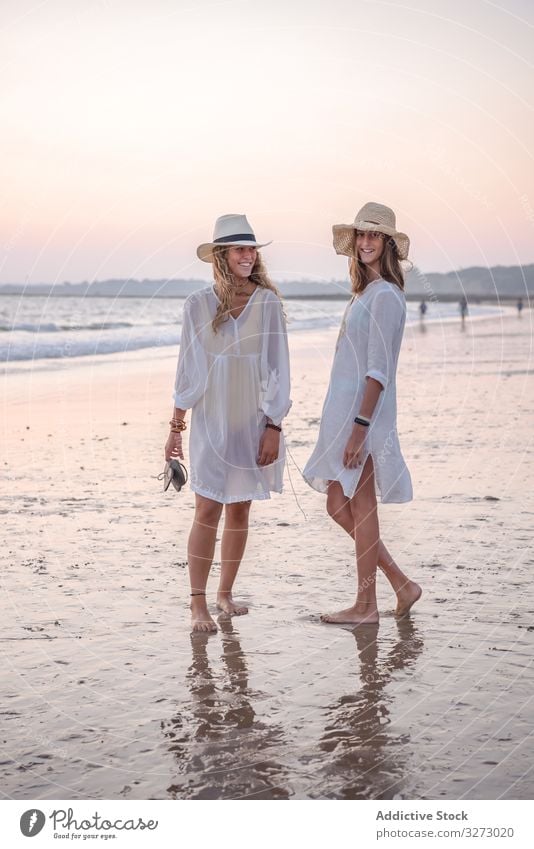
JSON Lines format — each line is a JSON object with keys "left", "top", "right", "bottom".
{"left": 1, "top": 309, "right": 533, "bottom": 800}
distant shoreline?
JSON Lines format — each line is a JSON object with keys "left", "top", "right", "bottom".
{"left": 0, "top": 292, "right": 529, "bottom": 303}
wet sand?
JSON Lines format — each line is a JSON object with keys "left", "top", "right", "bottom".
{"left": 1, "top": 309, "right": 533, "bottom": 800}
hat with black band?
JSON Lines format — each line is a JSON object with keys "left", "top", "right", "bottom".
{"left": 197, "top": 214, "right": 272, "bottom": 263}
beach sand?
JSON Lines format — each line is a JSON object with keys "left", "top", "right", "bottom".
{"left": 1, "top": 309, "right": 533, "bottom": 800}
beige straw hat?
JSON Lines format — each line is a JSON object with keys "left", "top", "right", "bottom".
{"left": 332, "top": 202, "right": 410, "bottom": 261}
{"left": 197, "top": 213, "right": 272, "bottom": 263}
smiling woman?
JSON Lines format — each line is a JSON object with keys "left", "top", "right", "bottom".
{"left": 303, "top": 202, "right": 421, "bottom": 627}
{"left": 164, "top": 214, "right": 291, "bottom": 633}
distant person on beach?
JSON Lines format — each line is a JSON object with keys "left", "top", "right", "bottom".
{"left": 303, "top": 202, "right": 421, "bottom": 625}
{"left": 459, "top": 295, "right": 468, "bottom": 326}
{"left": 165, "top": 215, "right": 291, "bottom": 633}
{"left": 517, "top": 297, "right": 524, "bottom": 317}
{"left": 419, "top": 299, "right": 427, "bottom": 321}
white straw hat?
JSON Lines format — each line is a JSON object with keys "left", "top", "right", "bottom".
{"left": 196, "top": 213, "right": 272, "bottom": 263}
{"left": 332, "top": 202, "right": 410, "bottom": 261}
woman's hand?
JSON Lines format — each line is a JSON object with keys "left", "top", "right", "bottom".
{"left": 165, "top": 431, "right": 184, "bottom": 461}
{"left": 343, "top": 424, "right": 367, "bottom": 469}
{"left": 257, "top": 428, "right": 280, "bottom": 466}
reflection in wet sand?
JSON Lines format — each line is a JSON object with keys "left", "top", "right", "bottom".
{"left": 164, "top": 617, "right": 423, "bottom": 799}
{"left": 164, "top": 619, "right": 289, "bottom": 799}
{"left": 312, "top": 619, "right": 424, "bottom": 799}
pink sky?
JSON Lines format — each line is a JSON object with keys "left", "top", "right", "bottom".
{"left": 1, "top": 0, "right": 534, "bottom": 284}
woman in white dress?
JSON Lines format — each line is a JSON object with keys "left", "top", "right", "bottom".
{"left": 165, "top": 214, "right": 291, "bottom": 633}
{"left": 303, "top": 203, "right": 421, "bottom": 625}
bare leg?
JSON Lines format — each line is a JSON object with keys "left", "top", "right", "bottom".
{"left": 321, "top": 455, "right": 380, "bottom": 625}
{"left": 187, "top": 494, "right": 222, "bottom": 632}
{"left": 217, "top": 500, "right": 251, "bottom": 616}
{"left": 326, "top": 480, "right": 422, "bottom": 616}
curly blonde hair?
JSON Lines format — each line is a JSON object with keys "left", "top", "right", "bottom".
{"left": 349, "top": 234, "right": 408, "bottom": 295}
{"left": 211, "top": 247, "right": 285, "bottom": 333}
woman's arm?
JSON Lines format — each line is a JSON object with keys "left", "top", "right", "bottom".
{"left": 165, "top": 295, "right": 206, "bottom": 462}
{"left": 259, "top": 292, "right": 292, "bottom": 426}
{"left": 357, "top": 376, "right": 383, "bottom": 420}
{"left": 365, "top": 288, "right": 404, "bottom": 391}
{"left": 257, "top": 292, "right": 291, "bottom": 465}
{"left": 173, "top": 297, "right": 208, "bottom": 410}
{"left": 165, "top": 407, "right": 186, "bottom": 461}
{"left": 343, "top": 377, "right": 383, "bottom": 469}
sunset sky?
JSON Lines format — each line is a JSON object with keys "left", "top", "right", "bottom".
{"left": 2, "top": 0, "right": 533, "bottom": 284}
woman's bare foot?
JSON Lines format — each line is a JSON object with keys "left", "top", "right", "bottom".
{"left": 190, "top": 595, "right": 217, "bottom": 633}
{"left": 395, "top": 581, "right": 422, "bottom": 617}
{"left": 320, "top": 602, "right": 379, "bottom": 626}
{"left": 216, "top": 592, "right": 249, "bottom": 616}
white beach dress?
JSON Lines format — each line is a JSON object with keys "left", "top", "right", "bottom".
{"left": 173, "top": 285, "right": 291, "bottom": 504}
{"left": 303, "top": 279, "right": 413, "bottom": 503}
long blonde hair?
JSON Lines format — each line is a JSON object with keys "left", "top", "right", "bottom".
{"left": 349, "top": 234, "right": 407, "bottom": 295}
{"left": 211, "top": 246, "right": 285, "bottom": 333}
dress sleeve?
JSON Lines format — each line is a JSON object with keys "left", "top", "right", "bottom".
{"left": 172, "top": 296, "right": 208, "bottom": 409}
{"left": 259, "top": 291, "right": 292, "bottom": 426}
{"left": 365, "top": 288, "right": 405, "bottom": 390}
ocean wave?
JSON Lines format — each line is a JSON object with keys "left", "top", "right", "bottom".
{"left": 1, "top": 327, "right": 182, "bottom": 362}
{"left": 0, "top": 302, "right": 509, "bottom": 363}
{"left": 0, "top": 320, "right": 136, "bottom": 333}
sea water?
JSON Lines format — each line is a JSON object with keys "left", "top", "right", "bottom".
{"left": 0, "top": 293, "right": 508, "bottom": 366}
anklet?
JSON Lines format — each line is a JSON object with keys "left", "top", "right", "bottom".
{"left": 190, "top": 591, "right": 206, "bottom": 596}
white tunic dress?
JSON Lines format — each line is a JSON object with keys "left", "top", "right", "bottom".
{"left": 303, "top": 279, "right": 413, "bottom": 503}
{"left": 173, "top": 285, "right": 291, "bottom": 504}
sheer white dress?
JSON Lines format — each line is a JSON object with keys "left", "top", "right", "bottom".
{"left": 173, "top": 285, "right": 291, "bottom": 504}
{"left": 303, "top": 279, "right": 413, "bottom": 503}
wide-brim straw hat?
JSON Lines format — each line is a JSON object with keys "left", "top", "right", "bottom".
{"left": 332, "top": 202, "right": 410, "bottom": 261}
{"left": 197, "top": 213, "right": 272, "bottom": 263}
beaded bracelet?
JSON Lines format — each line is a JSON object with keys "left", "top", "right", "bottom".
{"left": 354, "top": 415, "right": 370, "bottom": 427}
{"left": 265, "top": 422, "right": 282, "bottom": 433}
{"left": 169, "top": 418, "right": 187, "bottom": 432}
